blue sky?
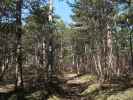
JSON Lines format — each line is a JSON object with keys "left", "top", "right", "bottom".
{"left": 53, "top": 0, "right": 73, "bottom": 24}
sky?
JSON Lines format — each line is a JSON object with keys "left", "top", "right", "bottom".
{"left": 53, "top": 0, "right": 131, "bottom": 25}
{"left": 53, "top": 0, "right": 73, "bottom": 24}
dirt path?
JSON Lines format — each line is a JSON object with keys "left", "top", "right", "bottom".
{"left": 0, "top": 84, "right": 15, "bottom": 93}
{"left": 53, "top": 73, "right": 90, "bottom": 100}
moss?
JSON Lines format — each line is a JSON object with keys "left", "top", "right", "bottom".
{"left": 81, "top": 83, "right": 101, "bottom": 96}
{"left": 79, "top": 74, "right": 97, "bottom": 82}
{"left": 8, "top": 94, "right": 17, "bottom": 100}
{"left": 25, "top": 90, "right": 48, "bottom": 100}
{"left": 107, "top": 88, "right": 133, "bottom": 100}
{"left": 107, "top": 94, "right": 128, "bottom": 100}
{"left": 95, "top": 94, "right": 108, "bottom": 100}
{"left": 48, "top": 95, "right": 61, "bottom": 100}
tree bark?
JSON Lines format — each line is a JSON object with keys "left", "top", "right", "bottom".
{"left": 129, "top": 30, "right": 133, "bottom": 72}
{"left": 104, "top": 24, "right": 113, "bottom": 81}
{"left": 15, "top": 0, "right": 23, "bottom": 89}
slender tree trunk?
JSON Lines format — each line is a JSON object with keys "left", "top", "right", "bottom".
{"left": 46, "top": 0, "right": 56, "bottom": 81}
{"left": 76, "top": 55, "right": 80, "bottom": 74}
{"left": 59, "top": 34, "right": 63, "bottom": 72}
{"left": 15, "top": 0, "right": 24, "bottom": 99}
{"left": 115, "top": 41, "right": 120, "bottom": 76}
{"left": 0, "top": 58, "right": 9, "bottom": 80}
{"left": 129, "top": 30, "right": 133, "bottom": 72}
{"left": 97, "top": 54, "right": 103, "bottom": 79}
{"left": 105, "top": 24, "right": 113, "bottom": 81}
{"left": 43, "top": 39, "right": 46, "bottom": 66}
{"left": 46, "top": 40, "right": 54, "bottom": 80}
{"left": 84, "top": 44, "right": 88, "bottom": 73}
{"left": 40, "top": 39, "right": 46, "bottom": 66}
{"left": 15, "top": 0, "right": 23, "bottom": 90}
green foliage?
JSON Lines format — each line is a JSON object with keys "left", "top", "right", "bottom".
{"left": 114, "top": 1, "right": 133, "bottom": 25}
{"left": 71, "top": 0, "right": 114, "bottom": 58}
{"left": 4, "top": 0, "right": 13, "bottom": 6}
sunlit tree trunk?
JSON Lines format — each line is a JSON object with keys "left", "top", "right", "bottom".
{"left": 84, "top": 43, "right": 88, "bottom": 73}
{"left": 43, "top": 39, "right": 46, "bottom": 66}
{"left": 59, "top": 33, "right": 63, "bottom": 72}
{"left": 0, "top": 58, "right": 9, "bottom": 80}
{"left": 104, "top": 24, "right": 113, "bottom": 81}
{"left": 115, "top": 40, "right": 120, "bottom": 76}
{"left": 40, "top": 39, "right": 46, "bottom": 67}
{"left": 76, "top": 55, "right": 80, "bottom": 74}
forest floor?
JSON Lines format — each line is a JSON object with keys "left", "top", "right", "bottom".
{"left": 1, "top": 72, "right": 133, "bottom": 100}
{"left": 47, "top": 72, "right": 133, "bottom": 100}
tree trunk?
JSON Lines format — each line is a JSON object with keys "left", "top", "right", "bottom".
{"left": 46, "top": 0, "right": 56, "bottom": 81}
{"left": 76, "top": 55, "right": 80, "bottom": 74}
{"left": 104, "top": 24, "right": 113, "bottom": 81}
{"left": 59, "top": 34, "right": 63, "bottom": 72}
{"left": 129, "top": 30, "right": 133, "bottom": 72}
{"left": 15, "top": 0, "right": 23, "bottom": 90}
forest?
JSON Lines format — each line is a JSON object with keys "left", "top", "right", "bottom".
{"left": 0, "top": 0, "right": 133, "bottom": 100}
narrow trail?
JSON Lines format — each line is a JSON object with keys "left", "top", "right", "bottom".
{"left": 50, "top": 73, "right": 90, "bottom": 100}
